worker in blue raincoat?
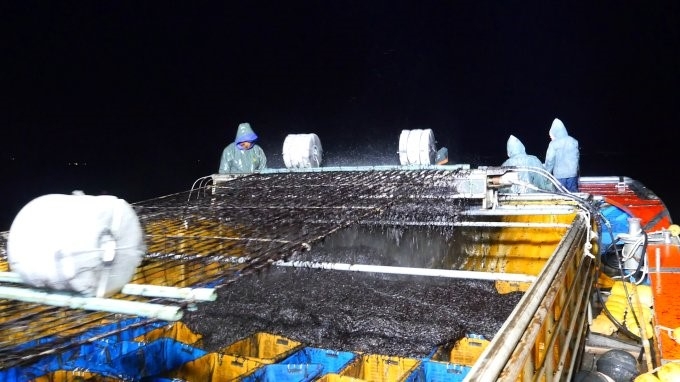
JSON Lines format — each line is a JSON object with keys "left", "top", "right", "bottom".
{"left": 435, "top": 147, "right": 449, "bottom": 165}
{"left": 543, "top": 118, "right": 579, "bottom": 192}
{"left": 218, "top": 122, "right": 267, "bottom": 174}
{"left": 502, "top": 135, "right": 550, "bottom": 193}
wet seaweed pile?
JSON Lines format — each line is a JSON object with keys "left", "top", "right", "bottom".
{"left": 183, "top": 229, "right": 523, "bottom": 358}
{"left": 183, "top": 266, "right": 522, "bottom": 358}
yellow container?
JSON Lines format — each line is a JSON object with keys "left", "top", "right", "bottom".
{"left": 430, "top": 334, "right": 490, "bottom": 367}
{"left": 31, "top": 370, "right": 121, "bottom": 382}
{"left": 333, "top": 354, "right": 420, "bottom": 382}
{"left": 219, "top": 332, "right": 303, "bottom": 364}
{"left": 449, "top": 336, "right": 490, "bottom": 367}
{"left": 317, "top": 373, "right": 367, "bottom": 382}
{"left": 134, "top": 321, "right": 203, "bottom": 346}
{"left": 164, "top": 352, "right": 263, "bottom": 381}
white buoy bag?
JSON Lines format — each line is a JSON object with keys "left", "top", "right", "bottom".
{"left": 398, "top": 129, "right": 436, "bottom": 165}
{"left": 282, "top": 133, "right": 323, "bottom": 168}
{"left": 7, "top": 193, "right": 146, "bottom": 297}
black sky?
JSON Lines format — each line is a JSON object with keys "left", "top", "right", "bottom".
{"left": 2, "top": 2, "right": 679, "bottom": 228}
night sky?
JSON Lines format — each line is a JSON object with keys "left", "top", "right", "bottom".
{"left": 2, "top": 2, "right": 679, "bottom": 230}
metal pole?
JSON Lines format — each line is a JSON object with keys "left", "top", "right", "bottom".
{"left": 0, "top": 271, "right": 215, "bottom": 301}
{"left": 0, "top": 285, "right": 183, "bottom": 321}
{"left": 121, "top": 284, "right": 216, "bottom": 301}
{"left": 274, "top": 261, "right": 537, "bottom": 283}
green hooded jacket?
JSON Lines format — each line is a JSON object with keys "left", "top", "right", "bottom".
{"left": 219, "top": 123, "right": 267, "bottom": 173}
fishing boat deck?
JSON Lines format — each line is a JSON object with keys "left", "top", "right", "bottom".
{"left": 0, "top": 169, "right": 676, "bottom": 381}
{"left": 580, "top": 176, "right": 680, "bottom": 369}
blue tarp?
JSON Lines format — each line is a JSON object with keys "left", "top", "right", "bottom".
{"left": 599, "top": 204, "right": 631, "bottom": 254}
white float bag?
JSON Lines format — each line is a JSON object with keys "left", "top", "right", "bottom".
{"left": 398, "top": 129, "right": 436, "bottom": 165}
{"left": 7, "top": 193, "right": 145, "bottom": 297}
{"left": 282, "top": 133, "right": 323, "bottom": 168}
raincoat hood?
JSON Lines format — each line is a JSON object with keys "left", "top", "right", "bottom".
{"left": 506, "top": 135, "right": 527, "bottom": 158}
{"left": 235, "top": 122, "right": 258, "bottom": 144}
{"left": 549, "top": 118, "right": 568, "bottom": 139}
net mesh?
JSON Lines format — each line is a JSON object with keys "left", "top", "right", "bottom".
{"left": 0, "top": 168, "right": 474, "bottom": 366}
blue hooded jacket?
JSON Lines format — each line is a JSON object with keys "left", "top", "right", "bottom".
{"left": 502, "top": 135, "right": 549, "bottom": 192}
{"left": 543, "top": 118, "right": 579, "bottom": 179}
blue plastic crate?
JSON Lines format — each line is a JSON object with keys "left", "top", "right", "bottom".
{"left": 69, "top": 340, "right": 144, "bottom": 371}
{"left": 281, "top": 347, "right": 356, "bottom": 375}
{"left": 0, "top": 338, "right": 146, "bottom": 381}
{"left": 241, "top": 363, "right": 324, "bottom": 382}
{"left": 405, "top": 360, "right": 471, "bottom": 382}
{"left": 113, "top": 338, "right": 208, "bottom": 379}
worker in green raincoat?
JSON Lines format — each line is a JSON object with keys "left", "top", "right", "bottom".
{"left": 218, "top": 123, "right": 267, "bottom": 174}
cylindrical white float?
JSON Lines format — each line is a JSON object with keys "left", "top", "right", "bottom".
{"left": 282, "top": 133, "right": 323, "bottom": 168}
{"left": 398, "top": 129, "right": 436, "bottom": 165}
{"left": 7, "top": 192, "right": 146, "bottom": 298}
